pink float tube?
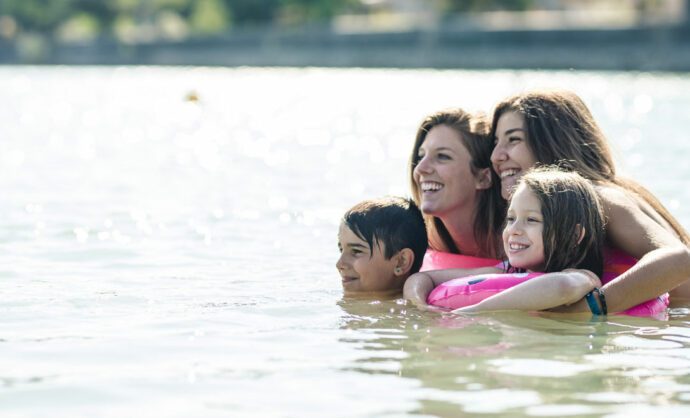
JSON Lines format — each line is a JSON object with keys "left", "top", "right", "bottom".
{"left": 424, "top": 248, "right": 669, "bottom": 317}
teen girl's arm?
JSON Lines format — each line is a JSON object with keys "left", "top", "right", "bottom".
{"left": 555, "top": 186, "right": 690, "bottom": 314}
{"left": 453, "top": 269, "right": 600, "bottom": 313}
{"left": 403, "top": 267, "right": 503, "bottom": 309}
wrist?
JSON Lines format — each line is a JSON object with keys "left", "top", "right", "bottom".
{"left": 585, "top": 287, "right": 607, "bottom": 315}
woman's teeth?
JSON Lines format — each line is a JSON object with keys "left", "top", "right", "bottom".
{"left": 421, "top": 182, "right": 443, "bottom": 192}
{"left": 501, "top": 169, "right": 519, "bottom": 179}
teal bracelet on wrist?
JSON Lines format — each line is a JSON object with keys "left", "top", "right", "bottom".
{"left": 585, "top": 289, "right": 602, "bottom": 315}
{"left": 593, "top": 287, "right": 607, "bottom": 315}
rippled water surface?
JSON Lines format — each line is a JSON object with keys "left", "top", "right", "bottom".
{"left": 1, "top": 66, "right": 690, "bottom": 417}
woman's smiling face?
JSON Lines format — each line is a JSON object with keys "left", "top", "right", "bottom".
{"left": 413, "top": 125, "right": 486, "bottom": 218}
{"left": 491, "top": 111, "right": 538, "bottom": 200}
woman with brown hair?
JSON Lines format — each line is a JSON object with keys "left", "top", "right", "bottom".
{"left": 409, "top": 108, "right": 506, "bottom": 260}
{"left": 490, "top": 88, "right": 690, "bottom": 313}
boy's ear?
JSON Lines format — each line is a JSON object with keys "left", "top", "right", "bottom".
{"left": 475, "top": 167, "right": 492, "bottom": 190}
{"left": 393, "top": 248, "right": 415, "bottom": 276}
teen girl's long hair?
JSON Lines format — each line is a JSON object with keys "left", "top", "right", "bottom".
{"left": 491, "top": 88, "right": 690, "bottom": 246}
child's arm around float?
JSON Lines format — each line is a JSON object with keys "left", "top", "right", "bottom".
{"left": 403, "top": 267, "right": 503, "bottom": 309}
{"left": 453, "top": 269, "right": 601, "bottom": 313}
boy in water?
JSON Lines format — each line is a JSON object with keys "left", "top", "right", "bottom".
{"left": 336, "top": 196, "right": 427, "bottom": 298}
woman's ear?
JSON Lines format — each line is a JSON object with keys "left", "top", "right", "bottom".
{"left": 475, "top": 167, "right": 492, "bottom": 190}
{"left": 393, "top": 248, "right": 415, "bottom": 276}
{"left": 576, "top": 224, "right": 586, "bottom": 245}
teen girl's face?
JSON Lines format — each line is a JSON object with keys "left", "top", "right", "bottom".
{"left": 502, "top": 185, "right": 545, "bottom": 271}
{"left": 413, "top": 125, "right": 487, "bottom": 218}
{"left": 336, "top": 222, "right": 401, "bottom": 296}
{"left": 491, "top": 111, "right": 538, "bottom": 200}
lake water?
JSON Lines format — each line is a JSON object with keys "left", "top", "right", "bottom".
{"left": 1, "top": 66, "right": 690, "bottom": 416}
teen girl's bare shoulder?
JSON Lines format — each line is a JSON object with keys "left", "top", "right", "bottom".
{"left": 593, "top": 183, "right": 680, "bottom": 255}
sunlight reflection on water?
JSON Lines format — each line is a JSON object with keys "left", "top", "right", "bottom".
{"left": 1, "top": 66, "right": 690, "bottom": 416}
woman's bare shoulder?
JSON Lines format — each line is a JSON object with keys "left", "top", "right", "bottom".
{"left": 594, "top": 183, "right": 681, "bottom": 255}
{"left": 594, "top": 183, "right": 675, "bottom": 233}
{"left": 593, "top": 183, "right": 636, "bottom": 207}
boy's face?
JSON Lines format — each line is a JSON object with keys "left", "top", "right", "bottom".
{"left": 336, "top": 222, "right": 401, "bottom": 297}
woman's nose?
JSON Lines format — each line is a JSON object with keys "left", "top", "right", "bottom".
{"left": 414, "top": 155, "right": 432, "bottom": 175}
{"left": 491, "top": 143, "right": 506, "bottom": 164}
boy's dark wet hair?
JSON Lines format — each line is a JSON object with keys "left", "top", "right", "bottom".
{"left": 343, "top": 196, "right": 428, "bottom": 274}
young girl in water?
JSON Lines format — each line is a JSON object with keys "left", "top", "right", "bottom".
{"left": 404, "top": 166, "right": 604, "bottom": 313}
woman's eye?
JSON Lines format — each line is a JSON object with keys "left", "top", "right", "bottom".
{"left": 438, "top": 153, "right": 451, "bottom": 160}
{"left": 527, "top": 217, "right": 541, "bottom": 223}
{"left": 508, "top": 136, "right": 522, "bottom": 143}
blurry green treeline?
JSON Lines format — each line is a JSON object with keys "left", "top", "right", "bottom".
{"left": 0, "top": 0, "right": 531, "bottom": 43}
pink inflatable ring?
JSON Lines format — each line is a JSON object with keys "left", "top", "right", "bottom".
{"left": 423, "top": 249, "right": 669, "bottom": 317}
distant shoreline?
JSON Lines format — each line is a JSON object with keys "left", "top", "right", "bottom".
{"left": 2, "top": 24, "right": 690, "bottom": 72}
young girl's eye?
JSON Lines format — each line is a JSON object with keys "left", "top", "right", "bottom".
{"left": 505, "top": 215, "right": 515, "bottom": 223}
{"left": 508, "top": 135, "right": 522, "bottom": 143}
{"left": 527, "top": 217, "right": 542, "bottom": 223}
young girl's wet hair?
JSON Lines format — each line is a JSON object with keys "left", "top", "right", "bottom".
{"left": 517, "top": 166, "right": 605, "bottom": 277}
{"left": 343, "top": 196, "right": 428, "bottom": 274}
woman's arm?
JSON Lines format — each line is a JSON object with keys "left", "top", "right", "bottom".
{"left": 452, "top": 269, "right": 600, "bottom": 313}
{"left": 403, "top": 266, "right": 502, "bottom": 308}
{"left": 597, "top": 186, "right": 690, "bottom": 311}
{"left": 560, "top": 186, "right": 690, "bottom": 313}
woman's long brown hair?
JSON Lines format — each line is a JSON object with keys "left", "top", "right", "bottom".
{"left": 491, "top": 88, "right": 690, "bottom": 246}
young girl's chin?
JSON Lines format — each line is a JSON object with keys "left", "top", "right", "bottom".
{"left": 510, "top": 263, "right": 539, "bottom": 272}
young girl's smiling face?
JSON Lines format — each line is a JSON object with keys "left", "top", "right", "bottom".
{"left": 336, "top": 222, "right": 401, "bottom": 296}
{"left": 502, "top": 184, "right": 545, "bottom": 271}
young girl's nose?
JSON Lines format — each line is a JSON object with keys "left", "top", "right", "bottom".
{"left": 505, "top": 222, "right": 522, "bottom": 236}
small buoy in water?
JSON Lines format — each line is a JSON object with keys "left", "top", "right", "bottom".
{"left": 185, "top": 91, "right": 200, "bottom": 103}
